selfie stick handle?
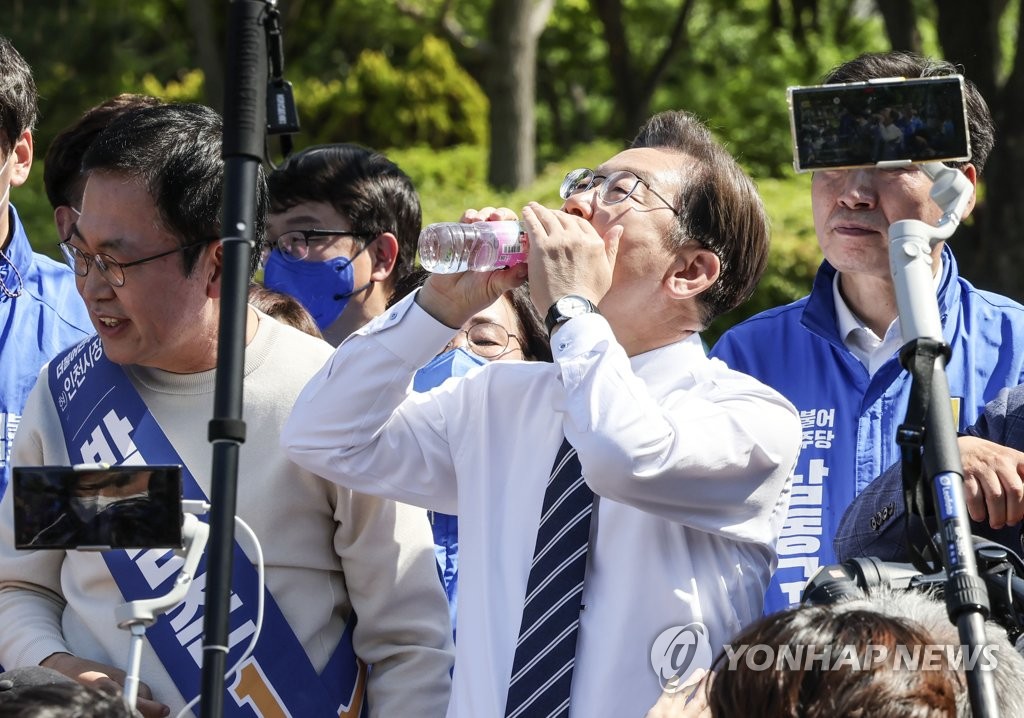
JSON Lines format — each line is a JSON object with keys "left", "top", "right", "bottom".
{"left": 123, "top": 624, "right": 146, "bottom": 712}
{"left": 115, "top": 514, "right": 210, "bottom": 713}
{"left": 889, "top": 161, "right": 998, "bottom": 718}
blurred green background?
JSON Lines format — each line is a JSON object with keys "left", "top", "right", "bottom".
{"left": 8, "top": 0, "right": 1022, "bottom": 342}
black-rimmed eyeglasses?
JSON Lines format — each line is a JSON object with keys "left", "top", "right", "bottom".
{"left": 445, "top": 322, "right": 522, "bottom": 360}
{"left": 273, "top": 229, "right": 374, "bottom": 262}
{"left": 559, "top": 167, "right": 679, "bottom": 215}
{"left": 59, "top": 227, "right": 218, "bottom": 288}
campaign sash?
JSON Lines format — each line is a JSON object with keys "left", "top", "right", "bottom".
{"left": 48, "top": 336, "right": 367, "bottom": 717}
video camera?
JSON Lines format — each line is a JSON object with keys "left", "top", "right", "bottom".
{"left": 802, "top": 537, "right": 1024, "bottom": 644}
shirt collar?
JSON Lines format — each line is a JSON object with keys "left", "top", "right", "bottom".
{"left": 832, "top": 254, "right": 944, "bottom": 344}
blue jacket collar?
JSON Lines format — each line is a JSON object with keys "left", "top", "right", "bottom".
{"left": 800, "top": 244, "right": 960, "bottom": 346}
{"left": 2, "top": 204, "right": 33, "bottom": 269}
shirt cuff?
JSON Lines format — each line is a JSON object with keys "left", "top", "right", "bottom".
{"left": 549, "top": 312, "right": 612, "bottom": 361}
{"left": 17, "top": 636, "right": 69, "bottom": 669}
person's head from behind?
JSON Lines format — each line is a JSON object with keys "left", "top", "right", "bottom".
{"left": 67, "top": 103, "right": 269, "bottom": 371}
{"left": 0, "top": 681, "right": 134, "bottom": 717}
{"left": 248, "top": 283, "right": 323, "bottom": 339}
{"left": 708, "top": 603, "right": 958, "bottom": 717}
{"left": 559, "top": 110, "right": 769, "bottom": 335}
{"left": 812, "top": 51, "right": 991, "bottom": 282}
{"left": 838, "top": 587, "right": 1024, "bottom": 717}
{"left": 0, "top": 34, "right": 37, "bottom": 244}
{"left": 265, "top": 143, "right": 421, "bottom": 343}
{"left": 43, "top": 93, "right": 162, "bottom": 240}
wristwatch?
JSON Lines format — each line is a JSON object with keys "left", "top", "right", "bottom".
{"left": 545, "top": 295, "right": 599, "bottom": 334}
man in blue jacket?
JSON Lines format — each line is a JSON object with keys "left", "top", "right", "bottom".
{"left": 0, "top": 35, "right": 91, "bottom": 498}
{"left": 710, "top": 51, "right": 1024, "bottom": 613}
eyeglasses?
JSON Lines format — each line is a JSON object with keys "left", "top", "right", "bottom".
{"left": 445, "top": 322, "right": 522, "bottom": 360}
{"left": 559, "top": 168, "right": 679, "bottom": 215}
{"left": 60, "top": 227, "right": 217, "bottom": 288}
{"left": 273, "top": 229, "right": 374, "bottom": 262}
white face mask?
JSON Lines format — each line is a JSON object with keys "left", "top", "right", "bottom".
{"left": 0, "top": 151, "right": 13, "bottom": 208}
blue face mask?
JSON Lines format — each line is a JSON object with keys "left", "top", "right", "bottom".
{"left": 413, "top": 347, "right": 487, "bottom": 392}
{"left": 263, "top": 246, "right": 372, "bottom": 330}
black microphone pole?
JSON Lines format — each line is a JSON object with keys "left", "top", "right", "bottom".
{"left": 200, "top": 1, "right": 267, "bottom": 715}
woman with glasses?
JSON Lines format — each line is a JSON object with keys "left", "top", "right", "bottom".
{"left": 388, "top": 270, "right": 550, "bottom": 638}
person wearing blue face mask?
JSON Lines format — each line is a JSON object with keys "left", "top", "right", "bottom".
{"left": 388, "top": 270, "right": 552, "bottom": 640}
{"left": 265, "top": 144, "right": 420, "bottom": 346}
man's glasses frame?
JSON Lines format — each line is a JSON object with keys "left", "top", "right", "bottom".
{"left": 273, "top": 229, "right": 375, "bottom": 263}
{"left": 559, "top": 167, "right": 680, "bottom": 215}
{"left": 59, "top": 226, "right": 218, "bottom": 288}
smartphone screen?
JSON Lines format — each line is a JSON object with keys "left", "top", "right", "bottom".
{"left": 12, "top": 465, "right": 184, "bottom": 550}
{"left": 788, "top": 76, "right": 971, "bottom": 172}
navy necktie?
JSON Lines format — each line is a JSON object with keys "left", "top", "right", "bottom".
{"left": 504, "top": 438, "right": 594, "bottom": 718}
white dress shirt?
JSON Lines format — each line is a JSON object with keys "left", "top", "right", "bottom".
{"left": 833, "top": 260, "right": 943, "bottom": 376}
{"left": 283, "top": 292, "right": 801, "bottom": 718}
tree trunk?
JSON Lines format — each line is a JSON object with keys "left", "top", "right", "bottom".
{"left": 769, "top": 0, "right": 784, "bottom": 30}
{"left": 186, "top": 0, "right": 223, "bottom": 112}
{"left": 485, "top": 0, "right": 551, "bottom": 189}
{"left": 960, "top": 3, "right": 1024, "bottom": 301}
{"left": 875, "top": 0, "right": 921, "bottom": 53}
{"left": 592, "top": 0, "right": 693, "bottom": 139}
{"left": 591, "top": 0, "right": 636, "bottom": 138}
{"left": 933, "top": 0, "right": 1003, "bottom": 102}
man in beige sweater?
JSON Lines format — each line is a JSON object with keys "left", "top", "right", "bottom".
{"left": 0, "top": 103, "right": 453, "bottom": 717}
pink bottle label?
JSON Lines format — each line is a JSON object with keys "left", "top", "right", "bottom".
{"left": 492, "top": 222, "right": 529, "bottom": 267}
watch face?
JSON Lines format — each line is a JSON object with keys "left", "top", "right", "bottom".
{"left": 556, "top": 295, "right": 590, "bottom": 318}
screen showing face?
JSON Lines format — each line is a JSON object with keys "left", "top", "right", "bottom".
{"left": 788, "top": 76, "right": 971, "bottom": 172}
{"left": 13, "top": 466, "right": 184, "bottom": 549}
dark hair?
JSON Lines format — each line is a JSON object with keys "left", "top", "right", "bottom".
{"left": 44, "top": 93, "right": 163, "bottom": 210}
{"left": 707, "top": 604, "right": 959, "bottom": 717}
{"left": 387, "top": 268, "right": 551, "bottom": 362}
{"left": 0, "top": 682, "right": 134, "bottom": 717}
{"left": 0, "top": 35, "right": 37, "bottom": 154}
{"left": 268, "top": 143, "right": 421, "bottom": 284}
{"left": 248, "top": 283, "right": 323, "bottom": 338}
{"left": 82, "top": 103, "right": 268, "bottom": 279}
{"left": 823, "top": 51, "right": 994, "bottom": 176}
{"left": 631, "top": 110, "right": 770, "bottom": 327}
{"left": 507, "top": 285, "right": 551, "bottom": 362}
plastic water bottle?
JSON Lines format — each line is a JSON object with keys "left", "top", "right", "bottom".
{"left": 418, "top": 221, "right": 528, "bottom": 274}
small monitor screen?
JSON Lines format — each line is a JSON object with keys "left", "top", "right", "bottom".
{"left": 13, "top": 465, "right": 184, "bottom": 550}
{"left": 788, "top": 76, "right": 970, "bottom": 172}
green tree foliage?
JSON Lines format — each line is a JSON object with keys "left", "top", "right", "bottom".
{"left": 16, "top": 1, "right": 1019, "bottom": 336}
{"left": 295, "top": 36, "right": 488, "bottom": 149}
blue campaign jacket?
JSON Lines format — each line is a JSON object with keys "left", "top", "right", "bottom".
{"left": 709, "top": 246, "right": 1024, "bottom": 613}
{"left": 0, "top": 206, "right": 92, "bottom": 496}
